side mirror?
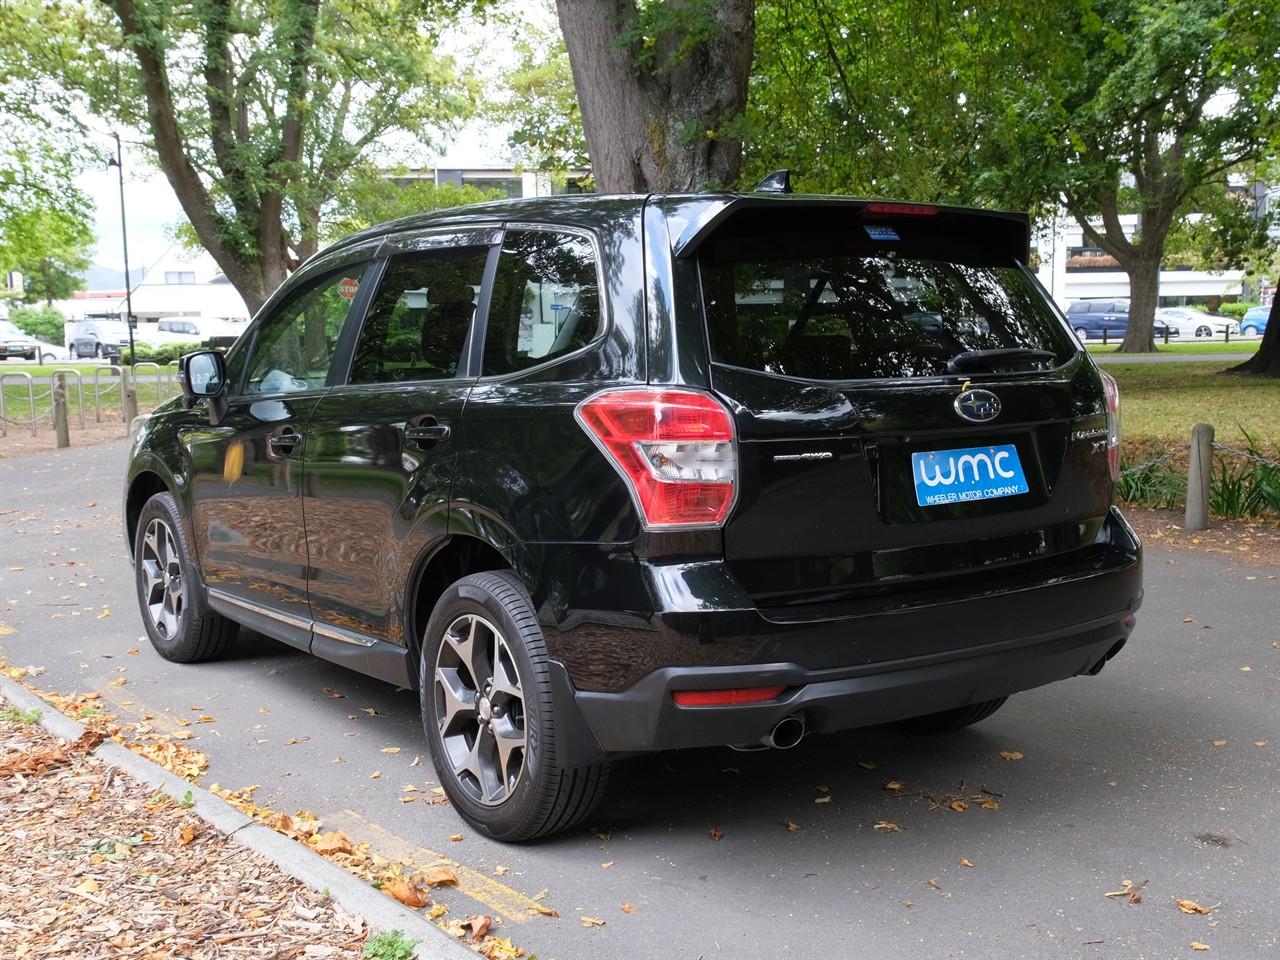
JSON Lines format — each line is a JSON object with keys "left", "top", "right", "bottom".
{"left": 178, "top": 350, "right": 228, "bottom": 425}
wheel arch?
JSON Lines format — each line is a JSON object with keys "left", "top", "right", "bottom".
{"left": 405, "top": 534, "right": 513, "bottom": 671}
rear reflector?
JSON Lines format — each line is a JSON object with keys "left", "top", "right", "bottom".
{"left": 863, "top": 201, "right": 939, "bottom": 217}
{"left": 672, "top": 686, "right": 786, "bottom": 707}
{"left": 576, "top": 387, "right": 737, "bottom": 529}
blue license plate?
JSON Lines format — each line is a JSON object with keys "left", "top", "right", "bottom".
{"left": 911, "top": 443, "right": 1029, "bottom": 507}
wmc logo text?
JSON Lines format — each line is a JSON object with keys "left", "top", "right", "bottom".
{"left": 911, "top": 443, "right": 1030, "bottom": 507}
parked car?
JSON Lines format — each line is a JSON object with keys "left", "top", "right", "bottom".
{"left": 0, "top": 319, "right": 40, "bottom": 360}
{"left": 1065, "top": 299, "right": 1173, "bottom": 340}
{"left": 68, "top": 319, "right": 132, "bottom": 359}
{"left": 124, "top": 192, "right": 1142, "bottom": 840}
{"left": 1240, "top": 305, "right": 1270, "bottom": 337}
{"left": 139, "top": 316, "right": 241, "bottom": 347}
{"left": 1154, "top": 308, "right": 1238, "bottom": 339}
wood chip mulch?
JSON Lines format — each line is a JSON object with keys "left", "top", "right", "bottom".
{"left": 0, "top": 698, "right": 369, "bottom": 959}
{"left": 1123, "top": 506, "right": 1280, "bottom": 568}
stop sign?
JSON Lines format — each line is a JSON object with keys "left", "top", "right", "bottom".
{"left": 338, "top": 277, "right": 360, "bottom": 300}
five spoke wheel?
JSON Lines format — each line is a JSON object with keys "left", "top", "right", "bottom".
{"left": 140, "top": 517, "right": 184, "bottom": 641}
{"left": 433, "top": 613, "right": 527, "bottom": 806}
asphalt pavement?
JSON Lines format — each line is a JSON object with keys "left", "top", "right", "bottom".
{"left": 1, "top": 440, "right": 1277, "bottom": 959}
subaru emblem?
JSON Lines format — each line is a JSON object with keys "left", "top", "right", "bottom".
{"left": 954, "top": 388, "right": 1001, "bottom": 423}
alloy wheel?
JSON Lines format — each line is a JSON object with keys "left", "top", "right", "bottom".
{"left": 140, "top": 518, "right": 185, "bottom": 640}
{"left": 433, "top": 613, "right": 528, "bottom": 806}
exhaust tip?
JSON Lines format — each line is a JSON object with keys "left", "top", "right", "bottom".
{"left": 767, "top": 714, "right": 806, "bottom": 750}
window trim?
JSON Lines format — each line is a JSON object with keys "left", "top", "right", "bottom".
{"left": 472, "top": 221, "right": 610, "bottom": 382}
{"left": 335, "top": 227, "right": 503, "bottom": 387}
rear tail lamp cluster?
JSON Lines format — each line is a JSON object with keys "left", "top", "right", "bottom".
{"left": 672, "top": 686, "right": 785, "bottom": 707}
{"left": 575, "top": 388, "right": 737, "bottom": 529}
{"left": 1100, "top": 371, "right": 1121, "bottom": 481}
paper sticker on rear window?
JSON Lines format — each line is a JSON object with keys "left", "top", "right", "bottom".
{"left": 863, "top": 225, "right": 900, "bottom": 241}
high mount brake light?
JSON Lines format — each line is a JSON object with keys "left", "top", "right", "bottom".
{"left": 575, "top": 388, "right": 737, "bottom": 529}
{"left": 1100, "top": 371, "right": 1121, "bottom": 481}
{"left": 862, "top": 202, "right": 939, "bottom": 217}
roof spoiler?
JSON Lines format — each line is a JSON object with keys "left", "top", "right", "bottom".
{"left": 667, "top": 196, "right": 1032, "bottom": 263}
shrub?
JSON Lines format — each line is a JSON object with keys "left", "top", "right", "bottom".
{"left": 1217, "top": 302, "right": 1251, "bottom": 320}
{"left": 9, "top": 304, "right": 67, "bottom": 344}
{"left": 129, "top": 341, "right": 201, "bottom": 365}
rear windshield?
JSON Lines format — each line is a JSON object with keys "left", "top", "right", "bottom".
{"left": 699, "top": 212, "right": 1077, "bottom": 380}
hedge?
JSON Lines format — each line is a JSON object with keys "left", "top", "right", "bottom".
{"left": 9, "top": 305, "right": 66, "bottom": 344}
{"left": 1217, "top": 302, "right": 1252, "bottom": 320}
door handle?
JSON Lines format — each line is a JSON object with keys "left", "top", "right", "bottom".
{"left": 267, "top": 428, "right": 304, "bottom": 455}
{"left": 403, "top": 417, "right": 451, "bottom": 446}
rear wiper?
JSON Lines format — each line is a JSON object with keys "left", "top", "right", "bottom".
{"left": 946, "top": 348, "right": 1057, "bottom": 373}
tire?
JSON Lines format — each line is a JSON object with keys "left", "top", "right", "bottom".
{"left": 899, "top": 696, "right": 1008, "bottom": 735}
{"left": 134, "top": 492, "right": 238, "bottom": 663}
{"left": 94, "top": 343, "right": 104, "bottom": 358}
{"left": 68, "top": 344, "right": 79, "bottom": 360}
{"left": 41, "top": 352, "right": 54, "bottom": 364}
{"left": 1242, "top": 325, "right": 1258, "bottom": 337}
{"left": 1195, "top": 325, "right": 1211, "bottom": 338}
{"left": 1073, "top": 327, "right": 1089, "bottom": 341}
{"left": 419, "top": 570, "right": 609, "bottom": 842}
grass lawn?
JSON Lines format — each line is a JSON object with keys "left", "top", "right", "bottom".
{"left": 2, "top": 377, "right": 179, "bottom": 423}
{"left": 1107, "top": 360, "right": 1279, "bottom": 449}
{"left": 1086, "top": 340, "right": 1260, "bottom": 355}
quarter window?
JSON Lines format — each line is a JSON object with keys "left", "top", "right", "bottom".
{"left": 483, "top": 230, "right": 601, "bottom": 375}
{"left": 241, "top": 266, "right": 366, "bottom": 395}
{"left": 350, "top": 247, "right": 489, "bottom": 384}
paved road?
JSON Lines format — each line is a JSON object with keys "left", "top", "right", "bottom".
{"left": 2, "top": 442, "right": 1277, "bottom": 959}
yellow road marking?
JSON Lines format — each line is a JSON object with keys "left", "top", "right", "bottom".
{"left": 330, "top": 808, "right": 539, "bottom": 923}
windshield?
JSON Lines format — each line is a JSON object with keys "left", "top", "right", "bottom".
{"left": 701, "top": 238, "right": 1077, "bottom": 381}
{"left": 0, "top": 320, "right": 25, "bottom": 337}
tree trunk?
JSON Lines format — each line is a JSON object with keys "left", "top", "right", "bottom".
{"left": 1229, "top": 298, "right": 1280, "bottom": 376}
{"left": 1118, "top": 253, "right": 1160, "bottom": 352}
{"left": 556, "top": 0, "right": 754, "bottom": 192}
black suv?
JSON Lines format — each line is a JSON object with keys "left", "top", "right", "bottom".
{"left": 124, "top": 194, "right": 1142, "bottom": 841}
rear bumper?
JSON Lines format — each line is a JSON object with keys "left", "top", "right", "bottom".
{"left": 546, "top": 508, "right": 1142, "bottom": 761}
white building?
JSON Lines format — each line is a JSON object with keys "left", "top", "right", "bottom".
{"left": 1033, "top": 211, "right": 1245, "bottom": 311}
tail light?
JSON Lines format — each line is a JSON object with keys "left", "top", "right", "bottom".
{"left": 1100, "top": 371, "right": 1121, "bottom": 480}
{"left": 672, "top": 686, "right": 786, "bottom": 707}
{"left": 575, "top": 387, "right": 737, "bottom": 529}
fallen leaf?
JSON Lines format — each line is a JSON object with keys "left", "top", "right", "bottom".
{"left": 884, "top": 780, "right": 905, "bottom": 792}
{"left": 1104, "top": 879, "right": 1146, "bottom": 904}
{"left": 1183, "top": 616, "right": 1195, "bottom": 623}
{"left": 784, "top": 819, "right": 800, "bottom": 832}
{"left": 323, "top": 687, "right": 345, "bottom": 699}
{"left": 1240, "top": 666, "right": 1252, "bottom": 672}
{"left": 949, "top": 799, "right": 969, "bottom": 813}
{"left": 621, "top": 902, "right": 636, "bottom": 913}
{"left": 1256, "top": 741, "right": 1269, "bottom": 747}
{"left": 370, "top": 770, "right": 381, "bottom": 779}
{"left": 194, "top": 715, "right": 215, "bottom": 724}
{"left": 857, "top": 760, "right": 878, "bottom": 770}
{"left": 383, "top": 877, "right": 429, "bottom": 908}
{"left": 600, "top": 861, "right": 613, "bottom": 869}
{"left": 427, "top": 904, "right": 448, "bottom": 919}
{"left": 463, "top": 915, "right": 493, "bottom": 939}
{"left": 450, "top": 833, "right": 464, "bottom": 842}
{"left": 580, "top": 916, "right": 606, "bottom": 928}
{"left": 709, "top": 828, "right": 723, "bottom": 841}
{"left": 97, "top": 608, "right": 111, "bottom": 619}
{"left": 74, "top": 878, "right": 99, "bottom": 895}
{"left": 312, "top": 831, "right": 354, "bottom": 856}
{"left": 177, "top": 824, "right": 198, "bottom": 846}
{"left": 814, "top": 795, "right": 833, "bottom": 804}
{"left": 494, "top": 865, "right": 510, "bottom": 876}
{"left": 283, "top": 737, "right": 310, "bottom": 746}
{"left": 999, "top": 750, "right": 1024, "bottom": 761}
{"left": 528, "top": 904, "right": 559, "bottom": 917}
{"left": 873, "top": 820, "right": 902, "bottom": 833}
{"left": 424, "top": 866, "right": 458, "bottom": 887}
{"left": 1175, "top": 899, "right": 1212, "bottom": 915}
{"left": 410, "top": 755, "right": 422, "bottom": 767}
{"left": 380, "top": 747, "right": 401, "bottom": 754}
{"left": 960, "top": 858, "right": 975, "bottom": 868}
{"left": 127, "top": 648, "right": 140, "bottom": 655}
{"left": 109, "top": 677, "right": 127, "bottom": 687}
{"left": 1211, "top": 740, "right": 1227, "bottom": 748}
{"left": 980, "top": 799, "right": 1000, "bottom": 810}
{"left": 1190, "top": 943, "right": 1210, "bottom": 952}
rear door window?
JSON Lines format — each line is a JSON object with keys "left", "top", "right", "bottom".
{"left": 350, "top": 246, "right": 489, "bottom": 384}
{"left": 700, "top": 217, "right": 1076, "bottom": 381}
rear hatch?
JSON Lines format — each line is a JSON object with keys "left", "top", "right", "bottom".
{"left": 691, "top": 201, "right": 1114, "bottom": 623}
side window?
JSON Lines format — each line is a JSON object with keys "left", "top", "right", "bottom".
{"left": 349, "top": 246, "right": 489, "bottom": 384}
{"left": 483, "top": 229, "right": 601, "bottom": 376}
{"left": 241, "top": 266, "right": 366, "bottom": 395}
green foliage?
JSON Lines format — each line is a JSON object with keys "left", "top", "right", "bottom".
{"left": 131, "top": 341, "right": 203, "bottom": 365}
{"left": 363, "top": 930, "right": 420, "bottom": 960}
{"left": 491, "top": 10, "right": 590, "bottom": 178}
{"left": 9, "top": 305, "right": 67, "bottom": 345}
{"left": 1218, "top": 303, "right": 1251, "bottom": 320}
{"left": 180, "top": 790, "right": 194, "bottom": 809}
{"left": 324, "top": 177, "right": 502, "bottom": 243}
{"left": 0, "top": 206, "right": 93, "bottom": 305}
{"left": 0, "top": 705, "right": 43, "bottom": 725}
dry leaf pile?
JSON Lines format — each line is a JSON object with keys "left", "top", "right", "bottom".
{"left": 0, "top": 697, "right": 368, "bottom": 959}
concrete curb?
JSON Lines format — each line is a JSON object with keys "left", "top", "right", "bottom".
{"left": 0, "top": 674, "right": 474, "bottom": 960}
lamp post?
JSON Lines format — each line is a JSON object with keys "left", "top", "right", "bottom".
{"left": 107, "top": 132, "right": 136, "bottom": 366}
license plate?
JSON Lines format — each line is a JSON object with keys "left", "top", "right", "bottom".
{"left": 911, "top": 443, "right": 1029, "bottom": 507}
